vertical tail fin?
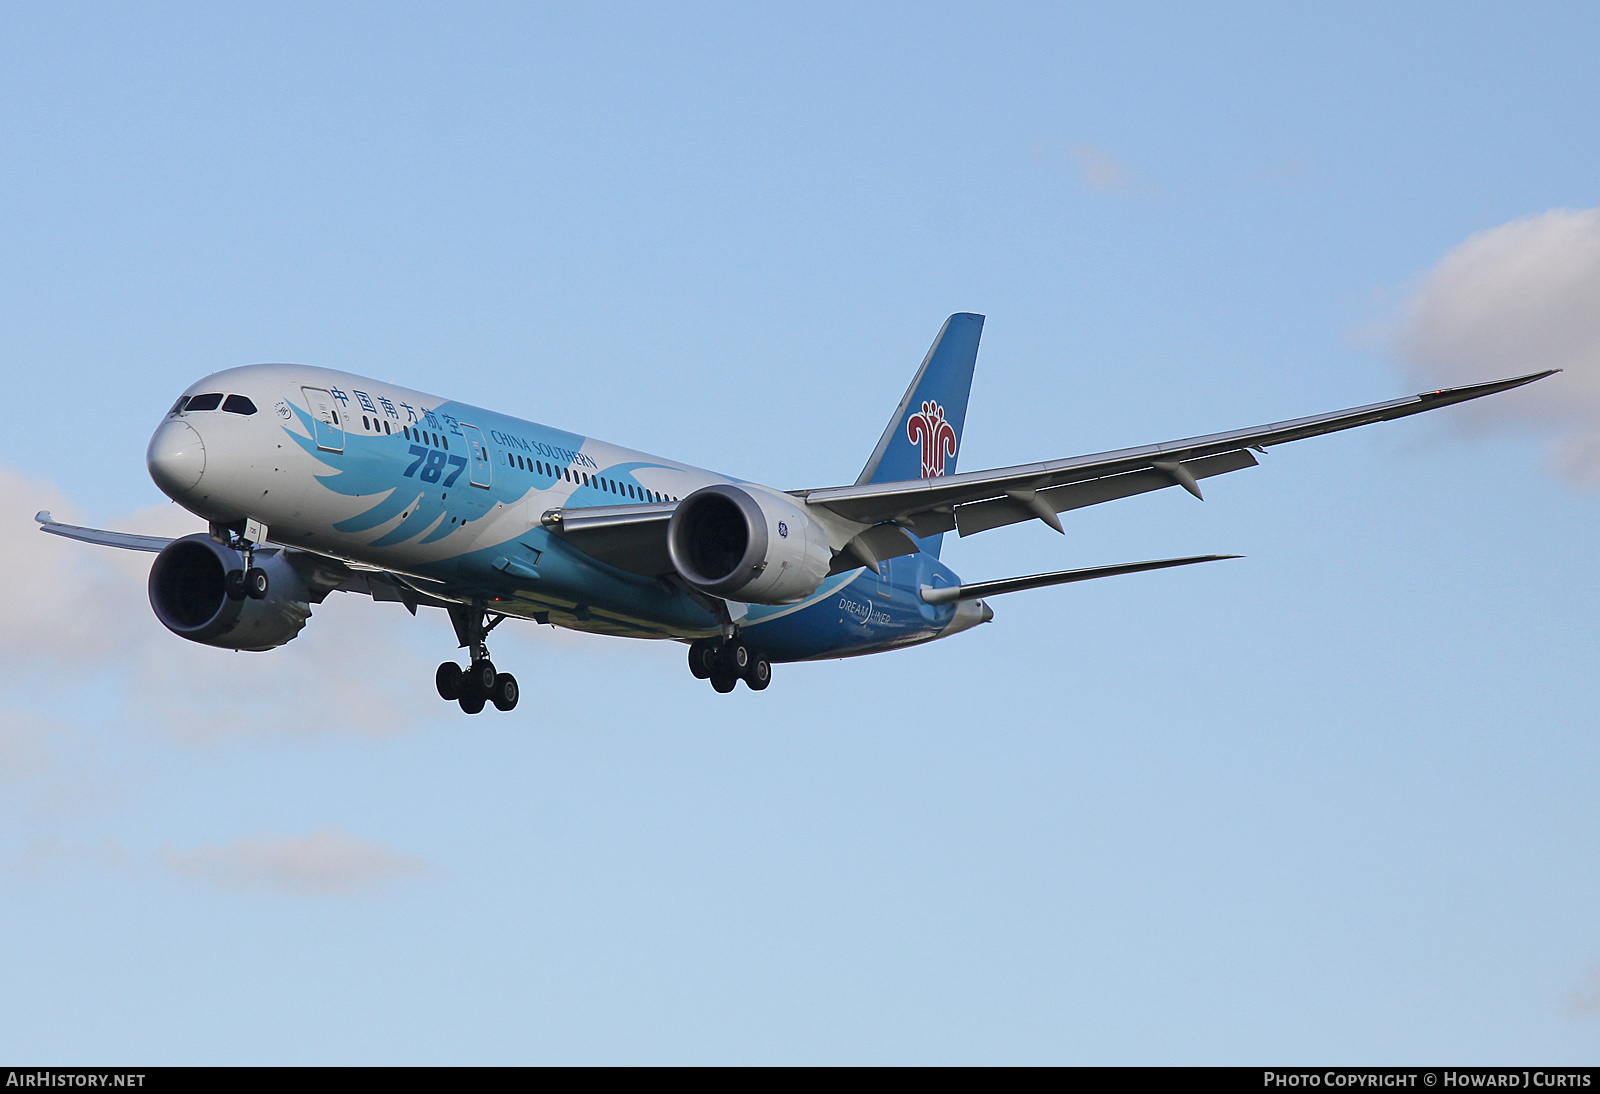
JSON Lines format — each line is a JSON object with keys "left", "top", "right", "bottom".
{"left": 855, "top": 313, "right": 984, "bottom": 557}
{"left": 857, "top": 312, "right": 984, "bottom": 485}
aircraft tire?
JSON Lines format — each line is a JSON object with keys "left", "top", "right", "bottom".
{"left": 436, "top": 661, "right": 462, "bottom": 701}
{"left": 727, "top": 642, "right": 750, "bottom": 672}
{"left": 688, "top": 642, "right": 713, "bottom": 680}
{"left": 245, "top": 567, "right": 269, "bottom": 599}
{"left": 459, "top": 694, "right": 486, "bottom": 714}
{"left": 744, "top": 658, "right": 771, "bottom": 691}
{"left": 224, "top": 569, "right": 248, "bottom": 601}
{"left": 492, "top": 673, "right": 519, "bottom": 712}
{"left": 467, "top": 659, "right": 497, "bottom": 698}
{"left": 710, "top": 673, "right": 738, "bottom": 694}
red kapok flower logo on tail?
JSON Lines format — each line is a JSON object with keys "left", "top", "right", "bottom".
{"left": 906, "top": 400, "right": 958, "bottom": 478}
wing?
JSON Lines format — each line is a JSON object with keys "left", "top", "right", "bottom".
{"left": 35, "top": 511, "right": 174, "bottom": 552}
{"left": 795, "top": 371, "right": 1558, "bottom": 537}
{"left": 34, "top": 511, "right": 453, "bottom": 614}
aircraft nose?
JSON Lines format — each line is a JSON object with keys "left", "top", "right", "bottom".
{"left": 147, "top": 419, "right": 206, "bottom": 497}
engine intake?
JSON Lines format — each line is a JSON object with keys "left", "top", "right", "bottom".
{"left": 667, "top": 484, "right": 831, "bottom": 605}
{"left": 148, "top": 534, "right": 313, "bottom": 651}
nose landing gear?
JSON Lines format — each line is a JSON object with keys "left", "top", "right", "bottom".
{"left": 213, "top": 519, "right": 270, "bottom": 601}
{"left": 688, "top": 637, "right": 772, "bottom": 693}
{"left": 438, "top": 604, "right": 519, "bottom": 714}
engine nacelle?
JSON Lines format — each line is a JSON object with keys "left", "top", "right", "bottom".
{"left": 148, "top": 534, "right": 313, "bottom": 651}
{"left": 667, "top": 484, "right": 832, "bottom": 605}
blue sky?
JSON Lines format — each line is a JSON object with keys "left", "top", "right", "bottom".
{"left": 2, "top": 2, "right": 1598, "bottom": 1063}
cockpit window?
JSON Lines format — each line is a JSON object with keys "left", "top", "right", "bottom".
{"left": 184, "top": 393, "right": 224, "bottom": 412}
{"left": 222, "top": 394, "right": 257, "bottom": 415}
{"left": 169, "top": 396, "right": 189, "bottom": 416}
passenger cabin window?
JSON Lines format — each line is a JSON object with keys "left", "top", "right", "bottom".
{"left": 185, "top": 393, "right": 224, "bottom": 412}
{"left": 222, "top": 395, "right": 257, "bottom": 415}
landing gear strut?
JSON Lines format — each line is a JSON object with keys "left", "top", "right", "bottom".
{"left": 688, "top": 637, "right": 772, "bottom": 693}
{"left": 213, "top": 519, "right": 269, "bottom": 602}
{"left": 439, "top": 603, "right": 519, "bottom": 714}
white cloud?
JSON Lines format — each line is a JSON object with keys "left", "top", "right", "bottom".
{"left": 157, "top": 828, "right": 426, "bottom": 897}
{"left": 0, "top": 464, "right": 441, "bottom": 743}
{"left": 16, "top": 836, "right": 132, "bottom": 874}
{"left": 1395, "top": 207, "right": 1600, "bottom": 486}
{"left": 0, "top": 470, "right": 142, "bottom": 663}
{"left": 1566, "top": 965, "right": 1600, "bottom": 1018}
{"left": 0, "top": 706, "right": 52, "bottom": 779}
{"left": 0, "top": 705, "right": 121, "bottom": 820}
{"left": 1028, "top": 139, "right": 1141, "bottom": 196}
{"left": 1072, "top": 144, "right": 1133, "bottom": 195}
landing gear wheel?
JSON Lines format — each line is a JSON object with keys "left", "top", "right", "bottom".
{"left": 492, "top": 673, "right": 519, "bottom": 712}
{"left": 436, "top": 662, "right": 463, "bottom": 701}
{"left": 444, "top": 604, "right": 512, "bottom": 713}
{"left": 245, "top": 567, "right": 269, "bottom": 599}
{"left": 727, "top": 642, "right": 751, "bottom": 672}
{"left": 688, "top": 641, "right": 715, "bottom": 680}
{"left": 467, "top": 659, "right": 497, "bottom": 698}
{"left": 744, "top": 658, "right": 771, "bottom": 691}
{"left": 710, "top": 673, "right": 738, "bottom": 694}
{"left": 225, "top": 569, "right": 247, "bottom": 601}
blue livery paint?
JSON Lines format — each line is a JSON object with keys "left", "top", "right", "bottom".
{"left": 139, "top": 317, "right": 1009, "bottom": 686}
{"left": 278, "top": 389, "right": 961, "bottom": 656}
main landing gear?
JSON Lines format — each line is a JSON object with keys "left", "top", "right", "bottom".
{"left": 688, "top": 637, "right": 771, "bottom": 693}
{"left": 437, "top": 604, "right": 519, "bottom": 714}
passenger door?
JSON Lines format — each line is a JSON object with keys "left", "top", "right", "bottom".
{"left": 460, "top": 423, "right": 492, "bottom": 488}
{"left": 301, "top": 387, "right": 345, "bottom": 453}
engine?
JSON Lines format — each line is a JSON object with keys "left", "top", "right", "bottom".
{"left": 667, "top": 484, "right": 832, "bottom": 605}
{"left": 147, "top": 534, "right": 313, "bottom": 651}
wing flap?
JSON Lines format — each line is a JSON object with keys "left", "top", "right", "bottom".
{"left": 953, "top": 449, "right": 1258, "bottom": 536}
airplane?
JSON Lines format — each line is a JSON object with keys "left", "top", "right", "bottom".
{"left": 36, "top": 313, "right": 1554, "bottom": 713}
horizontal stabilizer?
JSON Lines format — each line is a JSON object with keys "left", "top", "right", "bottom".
{"left": 920, "top": 553, "right": 1241, "bottom": 604}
